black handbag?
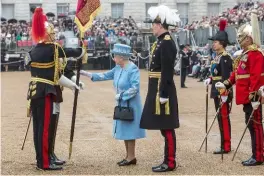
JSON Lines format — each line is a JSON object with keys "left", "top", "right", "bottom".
{"left": 113, "top": 92, "right": 134, "bottom": 121}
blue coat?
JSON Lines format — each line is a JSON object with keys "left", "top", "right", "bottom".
{"left": 91, "top": 62, "right": 146, "bottom": 140}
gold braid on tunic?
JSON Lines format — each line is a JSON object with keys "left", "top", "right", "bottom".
{"left": 27, "top": 42, "right": 67, "bottom": 117}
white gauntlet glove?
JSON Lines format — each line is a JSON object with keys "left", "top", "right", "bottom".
{"left": 80, "top": 70, "right": 92, "bottom": 78}
{"left": 215, "top": 82, "right": 226, "bottom": 89}
{"left": 115, "top": 94, "right": 120, "bottom": 101}
{"left": 204, "top": 78, "right": 211, "bottom": 86}
{"left": 258, "top": 85, "right": 264, "bottom": 97}
{"left": 58, "top": 75, "right": 80, "bottom": 90}
{"left": 160, "top": 97, "right": 169, "bottom": 104}
{"left": 251, "top": 101, "right": 260, "bottom": 110}
{"left": 71, "top": 75, "right": 85, "bottom": 90}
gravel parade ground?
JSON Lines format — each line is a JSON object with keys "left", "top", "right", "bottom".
{"left": 1, "top": 70, "right": 263, "bottom": 175}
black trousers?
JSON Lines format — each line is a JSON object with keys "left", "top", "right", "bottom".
{"left": 181, "top": 68, "right": 187, "bottom": 87}
{"left": 214, "top": 97, "right": 231, "bottom": 151}
{"left": 243, "top": 104, "right": 263, "bottom": 162}
{"left": 31, "top": 94, "right": 53, "bottom": 169}
{"left": 161, "top": 130, "right": 176, "bottom": 168}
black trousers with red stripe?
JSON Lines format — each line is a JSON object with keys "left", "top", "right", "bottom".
{"left": 160, "top": 130, "right": 176, "bottom": 169}
{"left": 243, "top": 104, "right": 263, "bottom": 162}
{"left": 214, "top": 97, "right": 231, "bottom": 152}
{"left": 31, "top": 94, "right": 53, "bottom": 169}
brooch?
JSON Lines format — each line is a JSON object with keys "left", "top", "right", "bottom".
{"left": 241, "top": 54, "right": 248, "bottom": 62}
{"left": 214, "top": 68, "right": 218, "bottom": 74}
{"left": 241, "top": 63, "right": 246, "bottom": 69}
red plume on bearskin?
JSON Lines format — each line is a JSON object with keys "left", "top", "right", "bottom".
{"left": 32, "top": 7, "right": 46, "bottom": 43}
{"left": 219, "top": 19, "right": 227, "bottom": 31}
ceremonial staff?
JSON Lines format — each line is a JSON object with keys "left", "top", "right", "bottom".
{"left": 205, "top": 85, "right": 208, "bottom": 153}
{"left": 69, "top": 0, "right": 101, "bottom": 159}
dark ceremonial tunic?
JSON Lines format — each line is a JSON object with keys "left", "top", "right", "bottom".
{"left": 210, "top": 51, "right": 233, "bottom": 99}
{"left": 140, "top": 32, "right": 179, "bottom": 130}
{"left": 27, "top": 43, "right": 83, "bottom": 103}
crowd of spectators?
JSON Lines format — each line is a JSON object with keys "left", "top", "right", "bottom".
{"left": 183, "top": 0, "right": 264, "bottom": 30}
{"left": 1, "top": 15, "right": 143, "bottom": 52}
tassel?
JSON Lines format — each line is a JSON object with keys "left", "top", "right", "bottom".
{"left": 155, "top": 93, "right": 160, "bottom": 115}
{"left": 165, "top": 100, "right": 170, "bottom": 115}
{"left": 27, "top": 100, "right": 31, "bottom": 117}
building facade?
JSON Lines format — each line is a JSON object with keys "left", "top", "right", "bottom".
{"left": 1, "top": 0, "right": 243, "bottom": 24}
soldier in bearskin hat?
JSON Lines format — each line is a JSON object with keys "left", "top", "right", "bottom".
{"left": 140, "top": 5, "right": 181, "bottom": 172}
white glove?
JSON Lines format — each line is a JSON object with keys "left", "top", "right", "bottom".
{"left": 251, "top": 101, "right": 260, "bottom": 110}
{"left": 258, "top": 85, "right": 264, "bottom": 97}
{"left": 115, "top": 94, "right": 121, "bottom": 101}
{"left": 160, "top": 97, "right": 169, "bottom": 104}
{"left": 71, "top": 75, "right": 85, "bottom": 90}
{"left": 221, "top": 96, "right": 228, "bottom": 103}
{"left": 80, "top": 70, "right": 92, "bottom": 78}
{"left": 204, "top": 78, "right": 211, "bottom": 86}
{"left": 215, "top": 82, "right": 226, "bottom": 89}
{"left": 58, "top": 75, "right": 80, "bottom": 90}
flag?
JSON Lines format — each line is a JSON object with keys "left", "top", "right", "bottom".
{"left": 75, "top": 0, "right": 101, "bottom": 33}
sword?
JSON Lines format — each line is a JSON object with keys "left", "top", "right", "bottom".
{"left": 198, "top": 102, "right": 223, "bottom": 152}
{"left": 232, "top": 104, "right": 259, "bottom": 161}
{"left": 21, "top": 115, "right": 32, "bottom": 150}
{"left": 205, "top": 85, "right": 209, "bottom": 153}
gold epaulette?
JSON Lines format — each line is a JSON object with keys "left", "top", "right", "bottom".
{"left": 222, "top": 51, "right": 233, "bottom": 59}
{"left": 243, "top": 44, "right": 258, "bottom": 55}
{"left": 164, "top": 35, "right": 171, "bottom": 40}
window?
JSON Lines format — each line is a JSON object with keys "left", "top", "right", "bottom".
{"left": 1, "top": 4, "right": 15, "bottom": 19}
{"left": 177, "top": 3, "right": 189, "bottom": 27}
{"left": 111, "top": 3, "right": 124, "bottom": 19}
{"left": 207, "top": 3, "right": 220, "bottom": 17}
{"left": 57, "top": 3, "right": 69, "bottom": 17}
{"left": 29, "top": 4, "right": 42, "bottom": 20}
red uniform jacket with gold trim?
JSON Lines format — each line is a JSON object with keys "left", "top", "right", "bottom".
{"left": 224, "top": 44, "right": 264, "bottom": 105}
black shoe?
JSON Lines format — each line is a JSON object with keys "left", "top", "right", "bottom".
{"left": 118, "top": 158, "right": 137, "bottom": 166}
{"left": 36, "top": 164, "right": 63, "bottom": 170}
{"left": 242, "top": 157, "right": 263, "bottom": 166}
{"left": 152, "top": 163, "right": 175, "bottom": 172}
{"left": 117, "top": 159, "right": 126, "bottom": 165}
{"left": 181, "top": 86, "right": 188, "bottom": 88}
{"left": 50, "top": 154, "right": 66, "bottom": 165}
{"left": 213, "top": 148, "right": 230, "bottom": 154}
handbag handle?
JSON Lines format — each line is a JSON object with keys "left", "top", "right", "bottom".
{"left": 118, "top": 92, "right": 130, "bottom": 108}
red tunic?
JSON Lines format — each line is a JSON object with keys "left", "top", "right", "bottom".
{"left": 224, "top": 44, "right": 264, "bottom": 105}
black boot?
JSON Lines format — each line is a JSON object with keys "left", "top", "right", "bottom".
{"left": 242, "top": 157, "right": 263, "bottom": 166}
{"left": 36, "top": 163, "right": 63, "bottom": 171}
{"left": 152, "top": 163, "right": 175, "bottom": 172}
{"left": 49, "top": 113, "right": 66, "bottom": 165}
{"left": 213, "top": 148, "right": 230, "bottom": 154}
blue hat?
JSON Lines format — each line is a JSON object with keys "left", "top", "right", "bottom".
{"left": 111, "top": 43, "right": 132, "bottom": 57}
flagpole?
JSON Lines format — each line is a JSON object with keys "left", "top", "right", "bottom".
{"left": 69, "top": 0, "right": 101, "bottom": 159}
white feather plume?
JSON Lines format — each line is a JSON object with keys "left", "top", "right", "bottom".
{"left": 148, "top": 6, "right": 159, "bottom": 21}
{"left": 148, "top": 5, "right": 181, "bottom": 25}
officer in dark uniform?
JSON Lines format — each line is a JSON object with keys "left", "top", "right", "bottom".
{"left": 27, "top": 7, "right": 85, "bottom": 170}
{"left": 204, "top": 19, "right": 233, "bottom": 154}
{"left": 140, "top": 5, "right": 180, "bottom": 172}
{"left": 179, "top": 44, "right": 189, "bottom": 88}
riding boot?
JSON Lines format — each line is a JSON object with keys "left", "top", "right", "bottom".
{"left": 50, "top": 113, "right": 66, "bottom": 165}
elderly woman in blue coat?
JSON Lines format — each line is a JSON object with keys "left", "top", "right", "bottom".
{"left": 80, "top": 43, "right": 146, "bottom": 166}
